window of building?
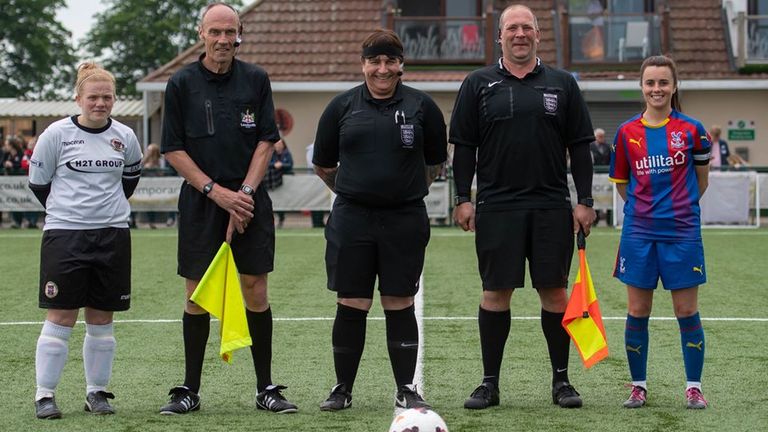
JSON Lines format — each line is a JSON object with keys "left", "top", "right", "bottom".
{"left": 394, "top": 0, "right": 485, "bottom": 63}
{"left": 748, "top": 0, "right": 768, "bottom": 60}
{"left": 568, "top": 0, "right": 660, "bottom": 64}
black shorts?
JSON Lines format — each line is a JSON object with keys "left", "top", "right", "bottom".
{"left": 39, "top": 228, "right": 131, "bottom": 311}
{"left": 177, "top": 181, "right": 274, "bottom": 280}
{"left": 475, "top": 208, "right": 574, "bottom": 290}
{"left": 324, "top": 197, "right": 429, "bottom": 298}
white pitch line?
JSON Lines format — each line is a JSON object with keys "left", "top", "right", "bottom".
{"left": 4, "top": 229, "right": 767, "bottom": 240}
{"left": 414, "top": 273, "right": 425, "bottom": 392}
{"left": 428, "top": 230, "right": 768, "bottom": 237}
{"left": 2, "top": 316, "right": 766, "bottom": 326}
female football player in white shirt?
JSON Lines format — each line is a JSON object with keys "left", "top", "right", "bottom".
{"left": 28, "top": 62, "right": 142, "bottom": 419}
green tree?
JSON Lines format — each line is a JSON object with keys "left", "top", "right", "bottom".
{"left": 84, "top": 0, "right": 241, "bottom": 97}
{"left": 0, "top": 0, "right": 76, "bottom": 98}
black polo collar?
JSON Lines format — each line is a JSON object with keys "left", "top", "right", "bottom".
{"left": 197, "top": 53, "right": 234, "bottom": 82}
{"left": 496, "top": 56, "right": 542, "bottom": 78}
{"left": 362, "top": 80, "right": 404, "bottom": 106}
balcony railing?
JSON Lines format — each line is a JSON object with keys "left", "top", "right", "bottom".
{"left": 562, "top": 11, "right": 667, "bottom": 67}
{"left": 386, "top": 5, "right": 496, "bottom": 65}
{"left": 735, "top": 12, "right": 768, "bottom": 67}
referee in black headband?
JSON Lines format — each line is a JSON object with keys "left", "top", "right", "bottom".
{"left": 312, "top": 29, "right": 447, "bottom": 411}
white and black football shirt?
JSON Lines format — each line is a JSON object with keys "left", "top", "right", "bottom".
{"left": 29, "top": 116, "right": 142, "bottom": 230}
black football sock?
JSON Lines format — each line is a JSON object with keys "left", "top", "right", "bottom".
{"left": 332, "top": 303, "right": 368, "bottom": 392}
{"left": 479, "top": 306, "right": 511, "bottom": 388}
{"left": 385, "top": 305, "right": 418, "bottom": 387}
{"left": 541, "top": 308, "right": 571, "bottom": 384}
{"left": 182, "top": 312, "right": 210, "bottom": 394}
{"left": 246, "top": 307, "right": 273, "bottom": 392}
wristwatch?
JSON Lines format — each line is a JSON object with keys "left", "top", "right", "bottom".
{"left": 240, "top": 184, "right": 255, "bottom": 195}
{"left": 202, "top": 181, "right": 215, "bottom": 196}
{"left": 454, "top": 195, "right": 471, "bottom": 206}
{"left": 578, "top": 197, "right": 594, "bottom": 208}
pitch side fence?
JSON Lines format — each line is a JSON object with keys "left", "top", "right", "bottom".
{"left": 0, "top": 172, "right": 764, "bottom": 226}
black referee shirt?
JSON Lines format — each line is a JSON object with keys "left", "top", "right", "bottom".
{"left": 313, "top": 82, "right": 447, "bottom": 207}
{"left": 450, "top": 58, "right": 594, "bottom": 211}
{"left": 161, "top": 56, "right": 280, "bottom": 183}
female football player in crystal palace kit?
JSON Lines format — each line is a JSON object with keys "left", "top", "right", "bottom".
{"left": 28, "top": 62, "right": 142, "bottom": 419}
{"left": 609, "top": 55, "right": 711, "bottom": 410}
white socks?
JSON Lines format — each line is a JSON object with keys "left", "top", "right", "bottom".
{"left": 35, "top": 321, "right": 73, "bottom": 401}
{"left": 83, "top": 323, "right": 116, "bottom": 395}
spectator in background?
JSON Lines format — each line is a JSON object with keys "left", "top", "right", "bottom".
{"left": 4, "top": 135, "right": 27, "bottom": 228}
{"left": 305, "top": 142, "right": 326, "bottom": 228}
{"left": 264, "top": 139, "right": 293, "bottom": 228}
{"left": 708, "top": 125, "right": 730, "bottom": 169}
{"left": 3, "top": 134, "right": 25, "bottom": 174}
{"left": 590, "top": 128, "right": 611, "bottom": 166}
{"left": 589, "top": 128, "right": 612, "bottom": 225}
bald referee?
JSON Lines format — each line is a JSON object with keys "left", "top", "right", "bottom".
{"left": 159, "top": 2, "right": 297, "bottom": 415}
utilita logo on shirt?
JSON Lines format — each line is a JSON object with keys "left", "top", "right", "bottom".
{"left": 634, "top": 151, "right": 685, "bottom": 176}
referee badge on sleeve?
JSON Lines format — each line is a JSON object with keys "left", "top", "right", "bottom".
{"left": 400, "top": 124, "right": 414, "bottom": 148}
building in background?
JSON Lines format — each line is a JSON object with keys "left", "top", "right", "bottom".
{"left": 126, "top": 0, "right": 766, "bottom": 166}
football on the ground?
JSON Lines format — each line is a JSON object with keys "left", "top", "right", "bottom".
{"left": 389, "top": 408, "right": 448, "bottom": 432}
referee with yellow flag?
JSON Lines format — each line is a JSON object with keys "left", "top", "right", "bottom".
{"left": 158, "top": 2, "right": 297, "bottom": 416}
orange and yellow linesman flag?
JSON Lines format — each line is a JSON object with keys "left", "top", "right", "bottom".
{"left": 190, "top": 242, "right": 252, "bottom": 363}
{"left": 562, "top": 230, "right": 608, "bottom": 368}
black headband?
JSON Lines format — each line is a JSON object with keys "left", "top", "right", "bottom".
{"left": 362, "top": 43, "right": 403, "bottom": 59}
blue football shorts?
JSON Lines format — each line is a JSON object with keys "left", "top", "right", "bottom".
{"left": 613, "top": 236, "right": 706, "bottom": 290}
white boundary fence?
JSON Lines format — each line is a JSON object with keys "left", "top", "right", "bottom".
{"left": 1, "top": 172, "right": 764, "bottom": 224}
{"left": 567, "top": 172, "right": 765, "bottom": 228}
{"left": 0, "top": 175, "right": 452, "bottom": 219}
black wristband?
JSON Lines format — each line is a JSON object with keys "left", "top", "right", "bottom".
{"left": 454, "top": 196, "right": 471, "bottom": 206}
{"left": 578, "top": 197, "right": 594, "bottom": 208}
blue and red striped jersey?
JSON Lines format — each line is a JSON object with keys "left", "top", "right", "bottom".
{"left": 609, "top": 110, "right": 711, "bottom": 240}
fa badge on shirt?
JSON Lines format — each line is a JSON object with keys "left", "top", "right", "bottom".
{"left": 401, "top": 124, "right": 414, "bottom": 148}
{"left": 543, "top": 93, "right": 558, "bottom": 115}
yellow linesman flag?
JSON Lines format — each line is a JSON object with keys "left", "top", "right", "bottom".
{"left": 190, "top": 242, "right": 252, "bottom": 363}
{"left": 562, "top": 231, "right": 608, "bottom": 368}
